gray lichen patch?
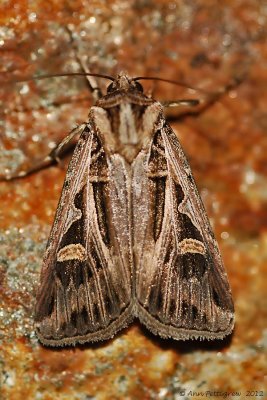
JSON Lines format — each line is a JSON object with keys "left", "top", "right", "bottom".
{"left": 0, "top": 225, "right": 48, "bottom": 343}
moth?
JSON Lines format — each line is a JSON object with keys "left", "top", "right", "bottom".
{"left": 34, "top": 72, "right": 234, "bottom": 346}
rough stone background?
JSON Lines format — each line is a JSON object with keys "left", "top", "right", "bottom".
{"left": 0, "top": 1, "right": 266, "bottom": 399}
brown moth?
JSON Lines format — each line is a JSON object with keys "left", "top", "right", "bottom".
{"left": 35, "top": 73, "right": 234, "bottom": 346}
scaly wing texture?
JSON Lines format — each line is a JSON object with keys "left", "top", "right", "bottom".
{"left": 35, "top": 124, "right": 133, "bottom": 346}
{"left": 133, "top": 122, "right": 234, "bottom": 340}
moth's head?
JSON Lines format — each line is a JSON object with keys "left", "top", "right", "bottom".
{"left": 106, "top": 73, "right": 144, "bottom": 94}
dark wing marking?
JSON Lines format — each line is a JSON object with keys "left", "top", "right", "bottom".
{"left": 35, "top": 124, "right": 133, "bottom": 346}
{"left": 133, "top": 123, "right": 234, "bottom": 340}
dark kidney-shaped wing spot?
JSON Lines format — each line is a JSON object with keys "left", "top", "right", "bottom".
{"left": 55, "top": 260, "right": 71, "bottom": 287}
{"left": 55, "top": 259, "right": 85, "bottom": 289}
{"left": 177, "top": 253, "right": 207, "bottom": 280}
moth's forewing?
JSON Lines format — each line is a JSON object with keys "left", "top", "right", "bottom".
{"left": 35, "top": 125, "right": 133, "bottom": 346}
{"left": 133, "top": 116, "right": 234, "bottom": 339}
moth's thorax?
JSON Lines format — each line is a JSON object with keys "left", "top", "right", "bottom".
{"left": 91, "top": 93, "right": 163, "bottom": 163}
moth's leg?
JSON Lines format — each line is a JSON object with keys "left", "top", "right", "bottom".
{"left": 162, "top": 99, "right": 200, "bottom": 108}
{"left": 1, "top": 123, "right": 87, "bottom": 180}
{"left": 163, "top": 91, "right": 227, "bottom": 114}
{"left": 48, "top": 123, "right": 87, "bottom": 162}
{"left": 163, "top": 96, "right": 213, "bottom": 115}
{"left": 163, "top": 75, "right": 245, "bottom": 115}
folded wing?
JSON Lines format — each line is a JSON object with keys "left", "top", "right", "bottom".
{"left": 133, "top": 123, "right": 234, "bottom": 340}
{"left": 35, "top": 124, "right": 133, "bottom": 346}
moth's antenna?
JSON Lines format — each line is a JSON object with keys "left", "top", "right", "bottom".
{"left": 134, "top": 74, "right": 245, "bottom": 97}
{"left": 133, "top": 76, "right": 210, "bottom": 94}
{"left": 10, "top": 72, "right": 114, "bottom": 84}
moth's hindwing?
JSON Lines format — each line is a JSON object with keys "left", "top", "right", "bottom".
{"left": 133, "top": 120, "right": 234, "bottom": 340}
{"left": 35, "top": 125, "right": 133, "bottom": 346}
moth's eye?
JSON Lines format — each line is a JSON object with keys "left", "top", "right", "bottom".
{"left": 107, "top": 83, "right": 115, "bottom": 93}
{"left": 134, "top": 81, "right": 143, "bottom": 92}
